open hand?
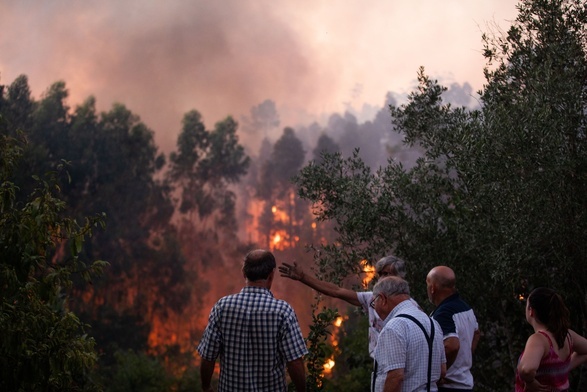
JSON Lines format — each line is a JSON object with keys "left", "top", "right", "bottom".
{"left": 524, "top": 379, "right": 550, "bottom": 392}
{"left": 279, "top": 261, "right": 305, "bottom": 281}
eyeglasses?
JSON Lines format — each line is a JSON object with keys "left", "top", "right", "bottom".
{"left": 370, "top": 294, "right": 381, "bottom": 309}
{"left": 370, "top": 291, "right": 403, "bottom": 308}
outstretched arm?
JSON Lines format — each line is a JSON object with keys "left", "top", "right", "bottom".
{"left": 279, "top": 261, "right": 360, "bottom": 306}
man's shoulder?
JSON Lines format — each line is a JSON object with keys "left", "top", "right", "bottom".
{"left": 389, "top": 303, "right": 429, "bottom": 327}
{"left": 436, "top": 293, "right": 473, "bottom": 315}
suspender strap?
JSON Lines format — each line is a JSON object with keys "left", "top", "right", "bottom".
{"left": 372, "top": 359, "right": 378, "bottom": 392}
{"left": 396, "top": 314, "right": 435, "bottom": 392}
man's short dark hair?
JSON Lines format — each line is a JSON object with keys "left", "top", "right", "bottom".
{"left": 243, "top": 249, "right": 276, "bottom": 281}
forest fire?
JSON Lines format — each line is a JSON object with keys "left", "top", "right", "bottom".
{"left": 322, "top": 315, "right": 346, "bottom": 374}
{"left": 361, "top": 260, "right": 376, "bottom": 286}
{"left": 323, "top": 358, "right": 336, "bottom": 372}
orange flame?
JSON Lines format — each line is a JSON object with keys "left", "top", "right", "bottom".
{"left": 323, "top": 358, "right": 335, "bottom": 373}
{"left": 361, "top": 260, "right": 376, "bottom": 287}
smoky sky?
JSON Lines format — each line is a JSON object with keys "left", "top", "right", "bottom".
{"left": 0, "top": 1, "right": 517, "bottom": 153}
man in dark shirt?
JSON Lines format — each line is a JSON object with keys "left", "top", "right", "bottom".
{"left": 427, "top": 266, "right": 480, "bottom": 392}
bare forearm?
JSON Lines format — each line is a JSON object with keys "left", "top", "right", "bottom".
{"left": 444, "top": 337, "right": 460, "bottom": 369}
{"left": 300, "top": 274, "right": 360, "bottom": 305}
{"left": 200, "top": 358, "right": 216, "bottom": 391}
{"left": 383, "top": 369, "right": 404, "bottom": 392}
{"left": 571, "top": 352, "right": 587, "bottom": 370}
{"left": 279, "top": 262, "right": 360, "bottom": 306}
{"left": 287, "top": 357, "right": 306, "bottom": 392}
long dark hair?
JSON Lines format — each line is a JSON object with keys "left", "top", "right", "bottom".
{"left": 528, "top": 287, "right": 570, "bottom": 348}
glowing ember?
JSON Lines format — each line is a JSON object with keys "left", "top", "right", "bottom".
{"left": 334, "top": 316, "right": 343, "bottom": 328}
{"left": 273, "top": 233, "right": 282, "bottom": 245}
{"left": 323, "top": 358, "right": 335, "bottom": 372}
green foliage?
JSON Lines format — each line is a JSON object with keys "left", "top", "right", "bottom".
{"left": 1, "top": 75, "right": 197, "bottom": 368}
{"left": 174, "top": 365, "right": 205, "bottom": 392}
{"left": 105, "top": 350, "right": 171, "bottom": 392}
{"left": 0, "top": 133, "right": 107, "bottom": 391}
{"left": 305, "top": 305, "right": 339, "bottom": 392}
{"left": 324, "top": 310, "right": 371, "bottom": 392}
{"left": 294, "top": 0, "right": 587, "bottom": 390}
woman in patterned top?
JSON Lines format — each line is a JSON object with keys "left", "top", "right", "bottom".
{"left": 515, "top": 288, "right": 587, "bottom": 392}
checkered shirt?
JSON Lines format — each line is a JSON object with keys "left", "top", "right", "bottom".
{"left": 197, "top": 286, "right": 308, "bottom": 392}
{"left": 373, "top": 299, "right": 446, "bottom": 392}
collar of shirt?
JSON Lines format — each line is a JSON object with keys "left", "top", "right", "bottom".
{"left": 384, "top": 298, "right": 414, "bottom": 324}
{"left": 241, "top": 286, "right": 274, "bottom": 296}
{"left": 436, "top": 292, "right": 460, "bottom": 308}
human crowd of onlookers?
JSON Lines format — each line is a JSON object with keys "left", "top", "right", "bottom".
{"left": 196, "top": 249, "right": 587, "bottom": 392}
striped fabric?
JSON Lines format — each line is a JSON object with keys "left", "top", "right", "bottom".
{"left": 515, "top": 331, "right": 572, "bottom": 392}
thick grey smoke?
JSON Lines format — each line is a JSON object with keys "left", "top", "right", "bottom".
{"left": 0, "top": 1, "right": 335, "bottom": 152}
{"left": 0, "top": 1, "right": 516, "bottom": 153}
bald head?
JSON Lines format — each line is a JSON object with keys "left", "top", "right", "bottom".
{"left": 428, "top": 266, "right": 456, "bottom": 289}
{"left": 426, "top": 266, "right": 457, "bottom": 306}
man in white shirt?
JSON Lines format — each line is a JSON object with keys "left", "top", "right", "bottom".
{"left": 279, "top": 256, "right": 408, "bottom": 357}
{"left": 371, "top": 276, "right": 446, "bottom": 392}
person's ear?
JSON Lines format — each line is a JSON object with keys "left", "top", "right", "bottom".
{"left": 266, "top": 269, "right": 275, "bottom": 286}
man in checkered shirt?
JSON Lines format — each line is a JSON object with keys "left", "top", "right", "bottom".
{"left": 371, "top": 276, "right": 446, "bottom": 392}
{"left": 197, "top": 249, "right": 308, "bottom": 392}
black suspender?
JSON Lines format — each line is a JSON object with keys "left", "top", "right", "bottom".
{"left": 396, "top": 314, "right": 435, "bottom": 392}
{"left": 372, "top": 314, "right": 436, "bottom": 392}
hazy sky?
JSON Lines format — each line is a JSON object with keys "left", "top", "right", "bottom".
{"left": 0, "top": 1, "right": 518, "bottom": 152}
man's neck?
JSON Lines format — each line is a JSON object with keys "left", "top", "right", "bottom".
{"left": 246, "top": 280, "right": 270, "bottom": 289}
{"left": 435, "top": 290, "right": 457, "bottom": 306}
